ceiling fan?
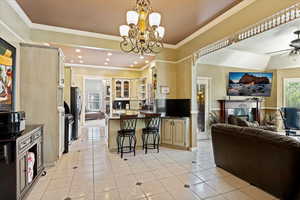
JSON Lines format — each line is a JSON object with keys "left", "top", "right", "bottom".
{"left": 267, "top": 30, "right": 300, "bottom": 56}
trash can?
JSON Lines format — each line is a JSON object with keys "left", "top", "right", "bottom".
{"left": 64, "top": 114, "right": 74, "bottom": 153}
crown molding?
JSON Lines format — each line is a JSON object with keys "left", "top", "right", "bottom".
{"left": 7, "top": 0, "right": 253, "bottom": 50}
{"left": 31, "top": 23, "right": 124, "bottom": 41}
{"left": 0, "top": 18, "right": 25, "bottom": 42}
{"left": 66, "top": 63, "right": 144, "bottom": 71}
{"left": 6, "top": 0, "right": 32, "bottom": 27}
{"left": 31, "top": 23, "right": 177, "bottom": 49}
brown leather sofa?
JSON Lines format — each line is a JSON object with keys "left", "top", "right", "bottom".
{"left": 211, "top": 124, "right": 300, "bottom": 200}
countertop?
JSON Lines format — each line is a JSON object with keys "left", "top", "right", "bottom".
{"left": 108, "top": 114, "right": 189, "bottom": 120}
{"left": 0, "top": 125, "right": 43, "bottom": 142}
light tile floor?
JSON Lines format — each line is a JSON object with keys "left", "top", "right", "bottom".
{"left": 26, "top": 124, "right": 279, "bottom": 200}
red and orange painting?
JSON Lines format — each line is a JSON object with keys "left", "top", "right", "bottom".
{"left": 0, "top": 38, "right": 15, "bottom": 111}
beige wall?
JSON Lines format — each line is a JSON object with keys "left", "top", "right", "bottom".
{"left": 155, "top": 62, "right": 177, "bottom": 99}
{"left": 31, "top": 29, "right": 178, "bottom": 62}
{"left": 197, "top": 64, "right": 262, "bottom": 109}
{"left": 64, "top": 67, "right": 72, "bottom": 105}
{"left": 70, "top": 67, "right": 142, "bottom": 81}
{"left": 176, "top": 59, "right": 192, "bottom": 99}
{"left": 274, "top": 68, "right": 300, "bottom": 108}
{"left": 0, "top": 1, "right": 32, "bottom": 111}
{"left": 264, "top": 70, "right": 277, "bottom": 108}
{"left": 196, "top": 63, "right": 300, "bottom": 109}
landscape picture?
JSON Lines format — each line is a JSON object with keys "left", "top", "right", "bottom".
{"left": 0, "top": 38, "right": 15, "bottom": 111}
{"left": 228, "top": 72, "right": 273, "bottom": 96}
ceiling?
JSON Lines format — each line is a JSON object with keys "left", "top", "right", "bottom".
{"left": 52, "top": 44, "right": 155, "bottom": 69}
{"left": 198, "top": 18, "right": 300, "bottom": 70}
{"left": 16, "top": 0, "right": 242, "bottom": 45}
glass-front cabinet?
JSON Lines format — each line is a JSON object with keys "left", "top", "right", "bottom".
{"left": 115, "top": 80, "right": 122, "bottom": 99}
{"left": 114, "top": 79, "right": 130, "bottom": 100}
{"left": 123, "top": 80, "right": 130, "bottom": 99}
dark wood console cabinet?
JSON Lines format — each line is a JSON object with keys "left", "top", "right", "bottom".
{"left": 218, "top": 99, "right": 261, "bottom": 124}
{"left": 0, "top": 125, "right": 44, "bottom": 200}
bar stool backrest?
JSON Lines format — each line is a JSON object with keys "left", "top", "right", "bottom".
{"left": 143, "top": 113, "right": 161, "bottom": 130}
{"left": 120, "top": 115, "right": 138, "bottom": 131}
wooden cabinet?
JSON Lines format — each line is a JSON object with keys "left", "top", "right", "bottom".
{"left": 138, "top": 78, "right": 147, "bottom": 100}
{"left": 161, "top": 118, "right": 189, "bottom": 148}
{"left": 162, "top": 119, "right": 173, "bottom": 144}
{"left": 0, "top": 125, "right": 44, "bottom": 200}
{"left": 114, "top": 79, "right": 130, "bottom": 100}
{"left": 130, "top": 79, "right": 138, "bottom": 100}
{"left": 18, "top": 153, "right": 27, "bottom": 194}
{"left": 173, "top": 120, "right": 186, "bottom": 146}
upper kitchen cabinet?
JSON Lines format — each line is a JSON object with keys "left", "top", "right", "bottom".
{"left": 114, "top": 79, "right": 130, "bottom": 100}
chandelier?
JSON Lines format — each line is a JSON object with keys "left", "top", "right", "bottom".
{"left": 119, "top": 0, "right": 165, "bottom": 55}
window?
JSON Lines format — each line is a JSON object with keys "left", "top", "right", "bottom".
{"left": 87, "top": 92, "right": 101, "bottom": 111}
{"left": 284, "top": 78, "right": 300, "bottom": 108}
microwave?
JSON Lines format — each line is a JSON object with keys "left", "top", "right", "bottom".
{"left": 0, "top": 111, "right": 26, "bottom": 136}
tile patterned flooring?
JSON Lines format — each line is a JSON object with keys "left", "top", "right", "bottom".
{"left": 26, "top": 122, "right": 279, "bottom": 200}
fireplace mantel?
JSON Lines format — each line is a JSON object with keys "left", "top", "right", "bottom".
{"left": 218, "top": 99, "right": 261, "bottom": 124}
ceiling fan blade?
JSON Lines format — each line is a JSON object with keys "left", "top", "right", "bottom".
{"left": 266, "top": 49, "right": 293, "bottom": 55}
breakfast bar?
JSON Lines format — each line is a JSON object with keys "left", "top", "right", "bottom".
{"left": 105, "top": 113, "right": 190, "bottom": 152}
{"left": 105, "top": 114, "right": 151, "bottom": 151}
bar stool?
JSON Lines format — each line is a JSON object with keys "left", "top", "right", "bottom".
{"left": 142, "top": 113, "right": 161, "bottom": 154}
{"left": 117, "top": 115, "right": 138, "bottom": 158}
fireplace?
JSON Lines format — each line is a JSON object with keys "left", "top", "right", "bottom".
{"left": 218, "top": 99, "right": 261, "bottom": 124}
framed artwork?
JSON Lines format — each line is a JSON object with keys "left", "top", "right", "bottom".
{"left": 0, "top": 38, "right": 16, "bottom": 111}
{"left": 160, "top": 86, "right": 170, "bottom": 94}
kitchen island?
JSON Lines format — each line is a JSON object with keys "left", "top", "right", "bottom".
{"left": 105, "top": 113, "right": 190, "bottom": 151}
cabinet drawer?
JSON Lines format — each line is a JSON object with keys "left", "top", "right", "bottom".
{"left": 33, "top": 129, "right": 42, "bottom": 140}
{"left": 18, "top": 136, "right": 32, "bottom": 153}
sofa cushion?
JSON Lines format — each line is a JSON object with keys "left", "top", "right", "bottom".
{"left": 211, "top": 124, "right": 300, "bottom": 200}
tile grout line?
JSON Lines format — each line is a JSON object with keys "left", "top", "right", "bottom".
{"left": 92, "top": 127, "right": 96, "bottom": 200}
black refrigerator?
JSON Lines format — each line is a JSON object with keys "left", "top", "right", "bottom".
{"left": 71, "top": 87, "right": 82, "bottom": 140}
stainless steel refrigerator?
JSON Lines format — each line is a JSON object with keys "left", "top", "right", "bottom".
{"left": 71, "top": 87, "right": 82, "bottom": 140}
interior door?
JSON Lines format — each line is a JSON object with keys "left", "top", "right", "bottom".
{"left": 197, "top": 78, "right": 210, "bottom": 140}
{"left": 172, "top": 120, "right": 185, "bottom": 146}
{"left": 162, "top": 119, "right": 173, "bottom": 145}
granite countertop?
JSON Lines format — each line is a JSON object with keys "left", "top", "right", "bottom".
{"left": 108, "top": 113, "right": 189, "bottom": 120}
{"left": 0, "top": 124, "right": 43, "bottom": 142}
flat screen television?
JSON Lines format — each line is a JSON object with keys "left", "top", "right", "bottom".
{"left": 166, "top": 99, "right": 191, "bottom": 117}
{"left": 0, "top": 38, "right": 16, "bottom": 111}
{"left": 227, "top": 72, "right": 273, "bottom": 97}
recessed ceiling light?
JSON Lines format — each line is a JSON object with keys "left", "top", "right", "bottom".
{"left": 76, "top": 49, "right": 81, "bottom": 53}
{"left": 107, "top": 52, "right": 112, "bottom": 56}
{"left": 140, "top": 56, "right": 144, "bottom": 59}
{"left": 130, "top": 65, "right": 134, "bottom": 67}
{"left": 78, "top": 55, "right": 82, "bottom": 59}
{"left": 134, "top": 61, "right": 138, "bottom": 65}
{"left": 43, "top": 42, "right": 50, "bottom": 46}
{"left": 79, "top": 60, "right": 84, "bottom": 63}
{"left": 145, "top": 60, "right": 149, "bottom": 64}
{"left": 104, "top": 62, "right": 108, "bottom": 65}
{"left": 106, "top": 58, "right": 110, "bottom": 62}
